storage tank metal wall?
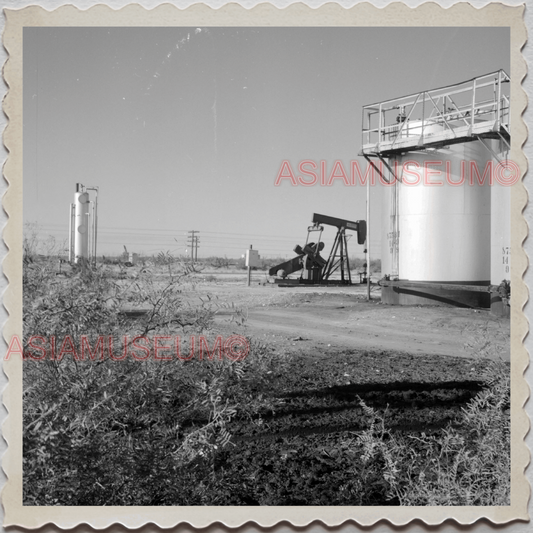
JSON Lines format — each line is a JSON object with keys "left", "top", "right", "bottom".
{"left": 381, "top": 138, "right": 493, "bottom": 307}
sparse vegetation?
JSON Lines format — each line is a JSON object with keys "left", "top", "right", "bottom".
{"left": 356, "top": 359, "right": 510, "bottom": 506}
{"left": 22, "top": 240, "right": 509, "bottom": 506}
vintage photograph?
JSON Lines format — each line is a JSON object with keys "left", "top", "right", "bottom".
{"left": 20, "top": 24, "right": 514, "bottom": 507}
{"left": 2, "top": 2, "right": 528, "bottom": 528}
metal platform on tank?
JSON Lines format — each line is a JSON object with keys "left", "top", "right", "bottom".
{"left": 361, "top": 120, "right": 510, "bottom": 158}
{"left": 360, "top": 70, "right": 510, "bottom": 158}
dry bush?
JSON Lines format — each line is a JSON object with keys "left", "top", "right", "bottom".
{"left": 23, "top": 256, "right": 285, "bottom": 505}
{"left": 356, "top": 356, "right": 510, "bottom": 506}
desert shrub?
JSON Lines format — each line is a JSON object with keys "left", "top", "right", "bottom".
{"left": 23, "top": 264, "right": 121, "bottom": 349}
{"left": 349, "top": 257, "right": 381, "bottom": 273}
{"left": 349, "top": 257, "right": 365, "bottom": 270}
{"left": 355, "top": 358, "right": 510, "bottom": 506}
{"left": 23, "top": 336, "right": 280, "bottom": 504}
{"left": 22, "top": 256, "right": 287, "bottom": 505}
{"left": 150, "top": 250, "right": 196, "bottom": 269}
{"left": 206, "top": 256, "right": 234, "bottom": 269}
{"left": 234, "top": 256, "right": 291, "bottom": 272}
{"left": 23, "top": 223, "right": 41, "bottom": 263}
{"left": 22, "top": 259, "right": 237, "bottom": 504}
{"left": 101, "top": 255, "right": 123, "bottom": 265}
{"left": 152, "top": 250, "right": 177, "bottom": 265}
{"left": 23, "top": 354, "right": 241, "bottom": 504}
{"left": 23, "top": 223, "right": 66, "bottom": 264}
{"left": 370, "top": 259, "right": 381, "bottom": 272}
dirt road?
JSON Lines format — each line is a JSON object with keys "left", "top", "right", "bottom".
{"left": 198, "top": 281, "right": 510, "bottom": 362}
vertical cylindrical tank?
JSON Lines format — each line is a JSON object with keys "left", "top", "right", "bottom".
{"left": 74, "top": 185, "right": 90, "bottom": 262}
{"left": 381, "top": 138, "right": 493, "bottom": 307}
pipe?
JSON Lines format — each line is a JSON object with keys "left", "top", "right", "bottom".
{"left": 366, "top": 174, "right": 371, "bottom": 300}
{"left": 85, "top": 186, "right": 99, "bottom": 265}
{"left": 68, "top": 203, "right": 74, "bottom": 263}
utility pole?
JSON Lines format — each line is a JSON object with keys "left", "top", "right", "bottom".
{"left": 187, "top": 231, "right": 200, "bottom": 263}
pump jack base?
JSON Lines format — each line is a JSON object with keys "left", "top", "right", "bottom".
{"left": 273, "top": 278, "right": 354, "bottom": 287}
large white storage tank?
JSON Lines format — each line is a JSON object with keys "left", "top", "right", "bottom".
{"left": 366, "top": 71, "right": 511, "bottom": 314}
{"left": 381, "top": 139, "right": 494, "bottom": 307}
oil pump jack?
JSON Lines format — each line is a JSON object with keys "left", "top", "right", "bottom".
{"left": 269, "top": 213, "right": 367, "bottom": 285}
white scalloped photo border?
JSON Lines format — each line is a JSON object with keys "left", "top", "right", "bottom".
{"left": 1, "top": 2, "right": 528, "bottom": 529}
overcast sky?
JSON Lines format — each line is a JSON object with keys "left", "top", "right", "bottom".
{"left": 23, "top": 27, "right": 510, "bottom": 258}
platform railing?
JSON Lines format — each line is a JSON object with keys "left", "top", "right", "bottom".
{"left": 361, "top": 70, "right": 510, "bottom": 155}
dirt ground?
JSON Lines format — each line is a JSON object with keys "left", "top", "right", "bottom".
{"left": 33, "top": 264, "right": 510, "bottom": 506}
{"left": 183, "top": 270, "right": 510, "bottom": 362}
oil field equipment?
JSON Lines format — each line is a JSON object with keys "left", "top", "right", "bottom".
{"left": 360, "top": 70, "right": 511, "bottom": 315}
{"left": 269, "top": 213, "right": 366, "bottom": 285}
{"left": 68, "top": 183, "right": 99, "bottom": 265}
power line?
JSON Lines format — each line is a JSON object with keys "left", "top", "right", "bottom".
{"left": 38, "top": 229, "right": 380, "bottom": 244}
{"left": 36, "top": 224, "right": 305, "bottom": 241}
{"left": 33, "top": 225, "right": 380, "bottom": 257}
